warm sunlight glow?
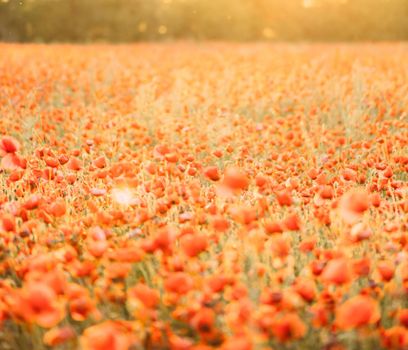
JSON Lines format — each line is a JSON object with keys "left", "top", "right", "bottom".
{"left": 0, "top": 0, "right": 407, "bottom": 348}
{"left": 1, "top": 0, "right": 405, "bottom": 41}
{"left": 111, "top": 187, "right": 139, "bottom": 206}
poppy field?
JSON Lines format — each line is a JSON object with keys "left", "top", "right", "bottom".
{"left": 0, "top": 43, "right": 407, "bottom": 350}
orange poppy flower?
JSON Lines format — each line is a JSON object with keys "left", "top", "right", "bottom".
{"left": 80, "top": 321, "right": 138, "bottom": 350}
{"left": 352, "top": 257, "right": 371, "bottom": 277}
{"left": 108, "top": 246, "right": 144, "bottom": 263}
{"left": 310, "top": 303, "right": 329, "bottom": 328}
{"left": 168, "top": 334, "right": 194, "bottom": 350}
{"left": 180, "top": 233, "right": 208, "bottom": 257}
{"left": 92, "top": 156, "right": 107, "bottom": 169}
{"left": 46, "top": 198, "right": 67, "bottom": 218}
{"left": 398, "top": 309, "right": 408, "bottom": 328}
{"left": 70, "top": 296, "right": 96, "bottom": 321}
{"left": 264, "top": 220, "right": 284, "bottom": 234}
{"left": 336, "top": 295, "right": 380, "bottom": 330}
{"left": 275, "top": 190, "right": 293, "bottom": 206}
{"left": 128, "top": 283, "right": 160, "bottom": 309}
{"left": 207, "top": 274, "right": 232, "bottom": 293}
{"left": 10, "top": 282, "right": 65, "bottom": 328}
{"left": 270, "top": 236, "right": 290, "bottom": 258}
{"left": 223, "top": 167, "right": 249, "bottom": 191}
{"left": 43, "top": 326, "right": 76, "bottom": 347}
{"left": 67, "top": 157, "right": 82, "bottom": 171}
{"left": 377, "top": 260, "right": 395, "bottom": 282}
{"left": 165, "top": 272, "right": 193, "bottom": 295}
{"left": 44, "top": 156, "right": 59, "bottom": 168}
{"left": 191, "top": 307, "right": 216, "bottom": 333}
{"left": 271, "top": 313, "right": 307, "bottom": 342}
{"left": 1, "top": 213, "right": 16, "bottom": 232}
{"left": 0, "top": 136, "right": 20, "bottom": 155}
{"left": 293, "top": 278, "right": 316, "bottom": 302}
{"left": 203, "top": 166, "right": 221, "bottom": 181}
{"left": 321, "top": 258, "right": 351, "bottom": 285}
{"left": 1, "top": 153, "right": 24, "bottom": 170}
{"left": 221, "top": 336, "right": 252, "bottom": 350}
{"left": 381, "top": 326, "right": 408, "bottom": 349}
{"left": 339, "top": 189, "right": 370, "bottom": 225}
{"left": 282, "top": 212, "right": 302, "bottom": 231}
{"left": 23, "top": 194, "right": 42, "bottom": 210}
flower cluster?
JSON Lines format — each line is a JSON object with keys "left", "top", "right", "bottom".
{"left": 0, "top": 43, "right": 407, "bottom": 350}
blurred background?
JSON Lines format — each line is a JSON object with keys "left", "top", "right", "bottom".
{"left": 0, "top": 0, "right": 407, "bottom": 42}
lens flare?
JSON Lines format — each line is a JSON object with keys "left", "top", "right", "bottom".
{"left": 111, "top": 187, "right": 139, "bottom": 206}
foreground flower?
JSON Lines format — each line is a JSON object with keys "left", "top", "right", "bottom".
{"left": 223, "top": 167, "right": 249, "bottom": 191}
{"left": 43, "top": 326, "right": 76, "bottom": 347}
{"left": 80, "top": 321, "right": 139, "bottom": 350}
{"left": 321, "top": 258, "right": 351, "bottom": 285}
{"left": 381, "top": 326, "right": 408, "bottom": 349}
{"left": 338, "top": 189, "right": 371, "bottom": 225}
{"left": 0, "top": 136, "right": 20, "bottom": 155}
{"left": 336, "top": 295, "right": 380, "bottom": 330}
{"left": 271, "top": 313, "right": 307, "bottom": 342}
{"left": 7, "top": 282, "right": 65, "bottom": 328}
